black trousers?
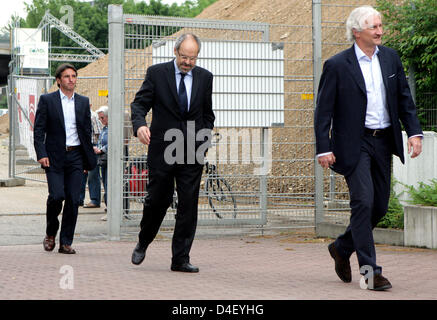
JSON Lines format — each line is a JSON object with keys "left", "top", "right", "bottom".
{"left": 138, "top": 163, "right": 204, "bottom": 265}
{"left": 334, "top": 132, "right": 392, "bottom": 275}
{"left": 45, "top": 149, "right": 84, "bottom": 246}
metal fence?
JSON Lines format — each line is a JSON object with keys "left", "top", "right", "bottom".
{"left": 416, "top": 93, "right": 437, "bottom": 131}
{"left": 107, "top": 4, "right": 319, "bottom": 239}
{"left": 8, "top": 0, "right": 435, "bottom": 240}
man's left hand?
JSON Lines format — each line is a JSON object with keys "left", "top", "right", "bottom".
{"left": 408, "top": 136, "right": 422, "bottom": 158}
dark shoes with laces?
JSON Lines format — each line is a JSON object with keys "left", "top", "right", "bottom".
{"left": 131, "top": 242, "right": 147, "bottom": 265}
{"left": 328, "top": 242, "right": 352, "bottom": 283}
{"left": 170, "top": 262, "right": 199, "bottom": 273}
{"left": 131, "top": 242, "right": 199, "bottom": 272}
{"left": 366, "top": 274, "right": 392, "bottom": 291}
{"left": 328, "top": 242, "right": 392, "bottom": 291}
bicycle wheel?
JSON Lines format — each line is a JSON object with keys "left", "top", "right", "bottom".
{"left": 206, "top": 176, "right": 237, "bottom": 218}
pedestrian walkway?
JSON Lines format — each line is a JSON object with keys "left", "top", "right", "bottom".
{"left": 1, "top": 136, "right": 437, "bottom": 302}
{"left": 1, "top": 231, "right": 436, "bottom": 300}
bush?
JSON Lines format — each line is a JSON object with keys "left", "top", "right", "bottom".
{"left": 404, "top": 179, "right": 437, "bottom": 207}
{"left": 377, "top": 186, "right": 404, "bottom": 229}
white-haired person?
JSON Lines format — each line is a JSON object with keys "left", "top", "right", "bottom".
{"left": 314, "top": 5, "right": 423, "bottom": 290}
{"left": 94, "top": 106, "right": 109, "bottom": 220}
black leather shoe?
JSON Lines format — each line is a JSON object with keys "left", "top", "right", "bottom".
{"left": 171, "top": 262, "right": 199, "bottom": 273}
{"left": 328, "top": 242, "right": 352, "bottom": 283}
{"left": 131, "top": 242, "right": 147, "bottom": 265}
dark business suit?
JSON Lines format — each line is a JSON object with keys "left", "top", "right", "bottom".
{"left": 131, "top": 60, "right": 215, "bottom": 265}
{"left": 34, "top": 90, "right": 96, "bottom": 246}
{"left": 314, "top": 45, "right": 422, "bottom": 274}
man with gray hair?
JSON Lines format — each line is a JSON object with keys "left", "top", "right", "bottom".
{"left": 314, "top": 6, "right": 423, "bottom": 290}
{"left": 130, "top": 33, "right": 215, "bottom": 272}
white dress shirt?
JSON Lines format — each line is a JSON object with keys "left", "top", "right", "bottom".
{"left": 59, "top": 89, "right": 80, "bottom": 147}
{"left": 354, "top": 43, "right": 390, "bottom": 129}
{"left": 174, "top": 59, "right": 193, "bottom": 111}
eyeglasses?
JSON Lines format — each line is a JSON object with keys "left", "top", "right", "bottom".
{"left": 177, "top": 50, "right": 198, "bottom": 62}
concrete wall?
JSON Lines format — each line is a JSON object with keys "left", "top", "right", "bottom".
{"left": 404, "top": 205, "right": 437, "bottom": 249}
{"left": 393, "top": 131, "right": 437, "bottom": 204}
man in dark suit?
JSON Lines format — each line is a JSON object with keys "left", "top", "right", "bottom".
{"left": 314, "top": 6, "right": 423, "bottom": 290}
{"left": 34, "top": 63, "right": 96, "bottom": 254}
{"left": 130, "top": 33, "right": 215, "bottom": 272}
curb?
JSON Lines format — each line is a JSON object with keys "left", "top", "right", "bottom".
{"left": 316, "top": 222, "right": 404, "bottom": 246}
{"left": 0, "top": 178, "right": 25, "bottom": 187}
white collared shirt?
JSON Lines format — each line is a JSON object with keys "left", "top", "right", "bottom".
{"left": 174, "top": 59, "right": 193, "bottom": 111}
{"left": 59, "top": 89, "right": 80, "bottom": 147}
{"left": 354, "top": 43, "right": 390, "bottom": 129}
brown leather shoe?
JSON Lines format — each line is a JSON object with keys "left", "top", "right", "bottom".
{"left": 366, "top": 274, "right": 392, "bottom": 291}
{"left": 43, "top": 235, "right": 55, "bottom": 251}
{"left": 58, "top": 245, "right": 76, "bottom": 254}
{"left": 328, "top": 242, "right": 352, "bottom": 283}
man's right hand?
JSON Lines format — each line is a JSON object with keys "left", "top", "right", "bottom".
{"left": 317, "top": 153, "right": 336, "bottom": 169}
{"left": 137, "top": 126, "right": 151, "bottom": 145}
{"left": 38, "top": 157, "right": 50, "bottom": 168}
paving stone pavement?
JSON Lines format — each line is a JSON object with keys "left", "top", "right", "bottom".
{"left": 1, "top": 138, "right": 437, "bottom": 303}
{"left": 1, "top": 232, "right": 437, "bottom": 300}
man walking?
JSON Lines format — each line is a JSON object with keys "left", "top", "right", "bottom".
{"left": 34, "top": 63, "right": 96, "bottom": 254}
{"left": 130, "top": 33, "right": 215, "bottom": 272}
{"left": 314, "top": 6, "right": 423, "bottom": 290}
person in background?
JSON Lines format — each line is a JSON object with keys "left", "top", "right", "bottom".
{"left": 94, "top": 106, "right": 109, "bottom": 221}
{"left": 123, "top": 110, "right": 133, "bottom": 219}
{"left": 80, "top": 103, "right": 103, "bottom": 208}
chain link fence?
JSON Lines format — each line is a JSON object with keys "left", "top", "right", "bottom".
{"left": 7, "top": 1, "right": 435, "bottom": 240}
{"left": 106, "top": 5, "right": 320, "bottom": 237}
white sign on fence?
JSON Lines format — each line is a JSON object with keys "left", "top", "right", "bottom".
{"left": 152, "top": 40, "right": 284, "bottom": 128}
{"left": 15, "top": 78, "right": 38, "bottom": 161}
{"left": 21, "top": 42, "right": 49, "bottom": 69}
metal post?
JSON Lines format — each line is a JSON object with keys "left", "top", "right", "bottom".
{"left": 313, "top": 0, "right": 324, "bottom": 227}
{"left": 7, "top": 76, "right": 13, "bottom": 178}
{"left": 329, "top": 171, "right": 335, "bottom": 200}
{"left": 259, "top": 127, "right": 269, "bottom": 225}
{"left": 107, "top": 4, "right": 124, "bottom": 240}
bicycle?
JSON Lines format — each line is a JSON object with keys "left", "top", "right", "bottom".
{"left": 124, "top": 132, "right": 237, "bottom": 219}
{"left": 203, "top": 159, "right": 237, "bottom": 218}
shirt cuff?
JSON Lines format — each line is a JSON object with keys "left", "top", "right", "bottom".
{"left": 409, "top": 134, "right": 423, "bottom": 139}
{"left": 316, "top": 152, "right": 333, "bottom": 158}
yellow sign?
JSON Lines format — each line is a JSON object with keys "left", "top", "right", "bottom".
{"left": 98, "top": 90, "right": 108, "bottom": 97}
{"left": 301, "top": 93, "right": 314, "bottom": 100}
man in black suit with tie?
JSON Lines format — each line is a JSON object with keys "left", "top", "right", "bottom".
{"left": 314, "top": 6, "right": 423, "bottom": 290}
{"left": 130, "top": 33, "right": 215, "bottom": 272}
{"left": 34, "top": 63, "right": 96, "bottom": 254}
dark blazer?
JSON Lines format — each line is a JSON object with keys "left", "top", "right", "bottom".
{"left": 34, "top": 90, "right": 96, "bottom": 171}
{"left": 314, "top": 45, "right": 422, "bottom": 176}
{"left": 131, "top": 60, "right": 215, "bottom": 168}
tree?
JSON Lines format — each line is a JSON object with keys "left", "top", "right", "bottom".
{"left": 0, "top": 14, "right": 26, "bottom": 39}
{"left": 376, "top": 0, "right": 437, "bottom": 93}
{"left": 18, "top": 0, "right": 218, "bottom": 75}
